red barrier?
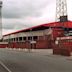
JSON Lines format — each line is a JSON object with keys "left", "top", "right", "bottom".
{"left": 0, "top": 44, "right": 8, "bottom": 48}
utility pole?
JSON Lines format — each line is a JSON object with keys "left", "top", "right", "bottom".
{"left": 0, "top": 0, "right": 2, "bottom": 40}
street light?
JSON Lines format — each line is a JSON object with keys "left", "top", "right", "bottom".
{"left": 0, "top": 0, "right": 2, "bottom": 40}
{"left": 28, "top": 29, "right": 32, "bottom": 52}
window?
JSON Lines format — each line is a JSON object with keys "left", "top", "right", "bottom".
{"left": 13, "top": 38, "right": 15, "bottom": 42}
{"left": 16, "top": 38, "right": 18, "bottom": 42}
{"left": 10, "top": 39, "right": 12, "bottom": 42}
{"left": 19, "top": 37, "right": 22, "bottom": 41}
{"left": 23, "top": 37, "right": 26, "bottom": 40}
{"left": 4, "top": 39, "right": 8, "bottom": 42}
{"left": 11, "top": 38, "right": 13, "bottom": 42}
{"left": 33, "top": 36, "right": 38, "bottom": 40}
{"left": 28, "top": 36, "right": 32, "bottom": 40}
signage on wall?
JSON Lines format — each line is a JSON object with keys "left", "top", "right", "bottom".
{"left": 55, "top": 40, "right": 58, "bottom": 45}
{"left": 30, "top": 41, "right": 36, "bottom": 44}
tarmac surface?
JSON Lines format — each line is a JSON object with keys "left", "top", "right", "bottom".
{"left": 0, "top": 48, "right": 72, "bottom": 72}
{"left": 0, "top": 64, "right": 8, "bottom": 72}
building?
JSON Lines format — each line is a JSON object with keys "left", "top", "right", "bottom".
{"left": 0, "top": 21, "right": 71, "bottom": 56}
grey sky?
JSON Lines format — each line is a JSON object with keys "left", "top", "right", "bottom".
{"left": 2, "top": 0, "right": 72, "bottom": 34}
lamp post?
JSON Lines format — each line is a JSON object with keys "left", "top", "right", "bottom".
{"left": 28, "top": 29, "right": 32, "bottom": 52}
{"left": 0, "top": 0, "right": 2, "bottom": 40}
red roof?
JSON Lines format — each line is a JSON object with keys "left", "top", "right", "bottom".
{"left": 3, "top": 21, "right": 72, "bottom": 36}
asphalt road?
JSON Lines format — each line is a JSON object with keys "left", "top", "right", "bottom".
{"left": 0, "top": 48, "right": 72, "bottom": 72}
{"left": 0, "top": 64, "right": 8, "bottom": 72}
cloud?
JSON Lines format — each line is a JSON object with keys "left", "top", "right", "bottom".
{"left": 2, "top": 18, "right": 34, "bottom": 30}
{"left": 2, "top": 0, "right": 56, "bottom": 35}
{"left": 2, "top": 0, "right": 72, "bottom": 35}
{"left": 2, "top": 0, "right": 52, "bottom": 19}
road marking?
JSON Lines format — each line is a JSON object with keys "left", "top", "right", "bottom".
{"left": 0, "top": 61, "right": 12, "bottom": 72}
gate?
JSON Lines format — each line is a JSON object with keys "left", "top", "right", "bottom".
{"left": 53, "top": 36, "right": 72, "bottom": 56}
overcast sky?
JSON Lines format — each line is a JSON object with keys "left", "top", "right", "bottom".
{"left": 2, "top": 0, "right": 72, "bottom": 35}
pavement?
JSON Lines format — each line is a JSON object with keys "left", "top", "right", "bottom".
{"left": 0, "top": 48, "right": 72, "bottom": 72}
